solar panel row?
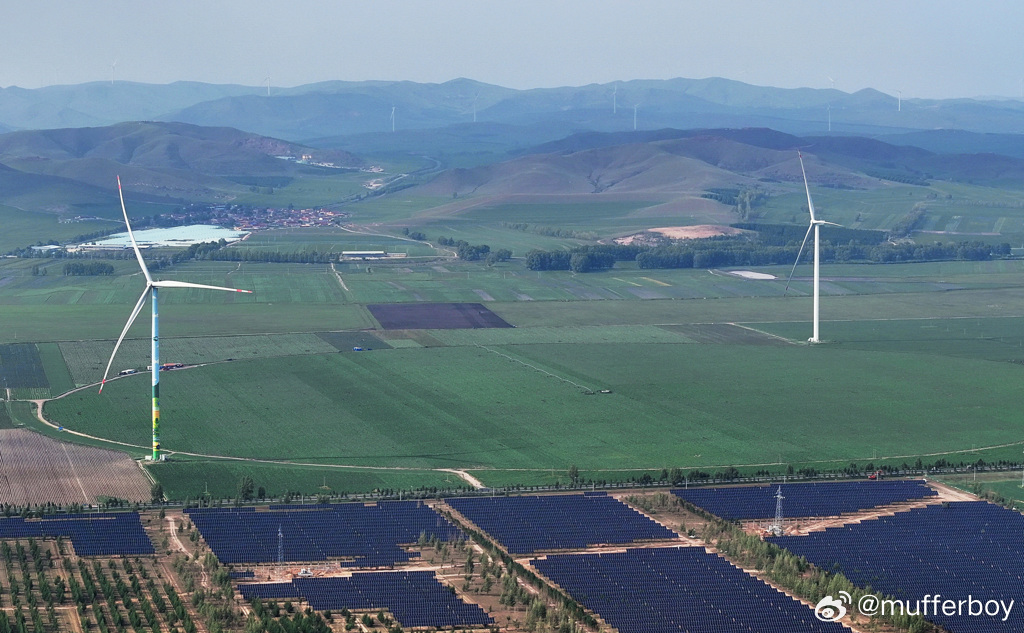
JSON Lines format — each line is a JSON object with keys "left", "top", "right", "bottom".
{"left": 672, "top": 479, "right": 936, "bottom": 520}
{"left": 0, "top": 513, "right": 153, "bottom": 556}
{"left": 447, "top": 494, "right": 676, "bottom": 555}
{"left": 534, "top": 547, "right": 849, "bottom": 633}
{"left": 770, "top": 501, "right": 1024, "bottom": 632}
{"left": 239, "top": 571, "right": 493, "bottom": 628}
{"left": 186, "top": 501, "right": 461, "bottom": 565}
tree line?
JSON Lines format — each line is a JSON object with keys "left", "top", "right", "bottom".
{"left": 525, "top": 225, "right": 1011, "bottom": 272}
{"left": 62, "top": 262, "right": 114, "bottom": 276}
{"left": 436, "top": 237, "right": 511, "bottom": 264}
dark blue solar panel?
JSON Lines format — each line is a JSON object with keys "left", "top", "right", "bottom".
{"left": 534, "top": 547, "right": 849, "bottom": 633}
{"left": 673, "top": 479, "right": 936, "bottom": 520}
{"left": 0, "top": 513, "right": 153, "bottom": 556}
{"left": 186, "top": 501, "right": 461, "bottom": 565}
{"left": 239, "top": 571, "right": 493, "bottom": 628}
{"left": 446, "top": 494, "right": 676, "bottom": 555}
{"left": 770, "top": 501, "right": 1024, "bottom": 632}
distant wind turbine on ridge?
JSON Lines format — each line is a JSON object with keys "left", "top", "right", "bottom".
{"left": 265, "top": 76, "right": 271, "bottom": 97}
{"left": 98, "top": 177, "right": 253, "bottom": 461}
{"left": 633, "top": 103, "right": 640, "bottom": 131}
{"left": 390, "top": 106, "right": 396, "bottom": 133}
{"left": 785, "top": 152, "right": 842, "bottom": 343}
{"left": 111, "top": 59, "right": 118, "bottom": 85}
{"left": 613, "top": 84, "right": 618, "bottom": 114}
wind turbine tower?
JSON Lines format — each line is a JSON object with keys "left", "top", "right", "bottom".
{"left": 111, "top": 60, "right": 118, "bottom": 85}
{"left": 99, "top": 177, "right": 253, "bottom": 461}
{"left": 897, "top": 90, "right": 902, "bottom": 112}
{"left": 633, "top": 103, "right": 640, "bottom": 131}
{"left": 472, "top": 93, "right": 479, "bottom": 123}
{"left": 785, "top": 152, "right": 842, "bottom": 343}
{"left": 390, "top": 106, "right": 396, "bottom": 133}
{"left": 265, "top": 76, "right": 271, "bottom": 97}
{"left": 613, "top": 84, "right": 618, "bottom": 114}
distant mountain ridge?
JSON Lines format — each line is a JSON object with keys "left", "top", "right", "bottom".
{"left": 4, "top": 77, "right": 1024, "bottom": 143}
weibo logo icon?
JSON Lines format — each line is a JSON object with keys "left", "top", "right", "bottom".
{"left": 814, "top": 593, "right": 850, "bottom": 622}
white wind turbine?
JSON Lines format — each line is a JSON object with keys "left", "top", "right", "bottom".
{"left": 613, "top": 84, "right": 618, "bottom": 114}
{"left": 265, "top": 76, "right": 271, "bottom": 97}
{"left": 785, "top": 152, "right": 842, "bottom": 343}
{"left": 390, "top": 106, "right": 396, "bottom": 132}
{"left": 98, "top": 177, "right": 253, "bottom": 461}
{"left": 633, "top": 102, "right": 641, "bottom": 131}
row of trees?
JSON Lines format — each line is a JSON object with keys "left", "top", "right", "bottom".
{"left": 499, "top": 222, "right": 599, "bottom": 241}
{"left": 526, "top": 236, "right": 1010, "bottom": 273}
{"left": 62, "top": 262, "right": 114, "bottom": 276}
{"left": 526, "top": 244, "right": 642, "bottom": 272}
{"left": 702, "top": 514, "right": 939, "bottom": 632}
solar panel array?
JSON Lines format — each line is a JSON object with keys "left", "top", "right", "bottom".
{"left": 239, "top": 571, "right": 493, "bottom": 628}
{"left": 769, "top": 501, "right": 1024, "bottom": 632}
{"left": 446, "top": 494, "right": 676, "bottom": 555}
{"left": 672, "top": 479, "right": 936, "bottom": 520}
{"left": 185, "top": 501, "right": 460, "bottom": 565}
{"left": 0, "top": 513, "right": 153, "bottom": 556}
{"left": 533, "top": 547, "right": 849, "bottom": 633}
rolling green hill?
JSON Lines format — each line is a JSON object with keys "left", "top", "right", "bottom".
{"left": 0, "top": 121, "right": 362, "bottom": 214}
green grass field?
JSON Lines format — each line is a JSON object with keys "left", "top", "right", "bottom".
{"left": 43, "top": 342, "right": 1024, "bottom": 476}
{"left": 58, "top": 333, "right": 340, "bottom": 386}
{"left": 0, "top": 206, "right": 117, "bottom": 254}
{"left": 147, "top": 459, "right": 463, "bottom": 501}
{"left": 236, "top": 227, "right": 438, "bottom": 256}
{"left": 9, "top": 177, "right": 1024, "bottom": 499}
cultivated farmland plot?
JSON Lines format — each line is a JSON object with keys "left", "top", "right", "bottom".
{"left": 0, "top": 343, "right": 47, "bottom": 389}
{"left": 43, "top": 342, "right": 1024, "bottom": 477}
{"left": 59, "top": 333, "right": 339, "bottom": 386}
{"left": 235, "top": 226, "right": 438, "bottom": 256}
{"left": 149, "top": 459, "right": 458, "bottom": 500}
{"left": 426, "top": 324, "right": 695, "bottom": 346}
{"left": 11, "top": 176, "right": 1024, "bottom": 499}
{"left": 0, "top": 429, "right": 150, "bottom": 505}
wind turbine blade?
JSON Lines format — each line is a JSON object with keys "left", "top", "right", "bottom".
{"left": 117, "top": 176, "right": 153, "bottom": 284}
{"left": 797, "top": 152, "right": 817, "bottom": 223}
{"left": 785, "top": 224, "right": 815, "bottom": 296}
{"left": 99, "top": 287, "right": 151, "bottom": 393}
{"left": 816, "top": 220, "right": 843, "bottom": 228}
{"left": 152, "top": 280, "right": 252, "bottom": 293}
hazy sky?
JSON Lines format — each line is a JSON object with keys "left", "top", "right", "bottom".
{"left": 4, "top": 0, "right": 1022, "bottom": 99}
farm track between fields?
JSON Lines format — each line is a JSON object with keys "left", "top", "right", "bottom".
{"left": 28, "top": 383, "right": 488, "bottom": 489}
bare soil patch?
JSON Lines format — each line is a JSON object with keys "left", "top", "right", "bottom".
{"left": 615, "top": 224, "right": 748, "bottom": 245}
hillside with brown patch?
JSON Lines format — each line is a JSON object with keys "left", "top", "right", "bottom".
{"left": 414, "top": 135, "right": 880, "bottom": 199}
